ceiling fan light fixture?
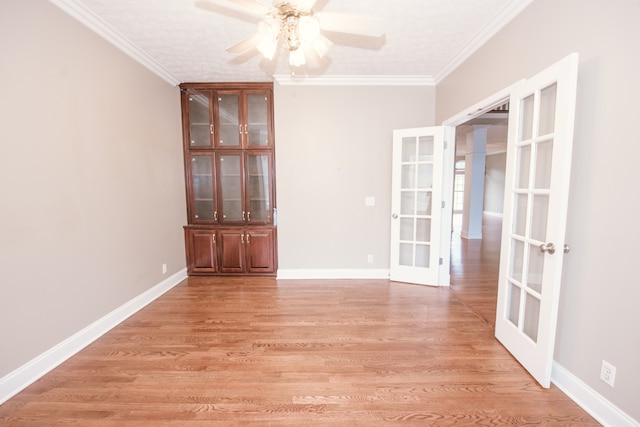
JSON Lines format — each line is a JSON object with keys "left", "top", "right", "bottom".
{"left": 288, "top": 46, "right": 306, "bottom": 66}
{"left": 256, "top": 19, "right": 280, "bottom": 59}
{"left": 217, "top": 0, "right": 384, "bottom": 70}
{"left": 311, "top": 33, "right": 332, "bottom": 58}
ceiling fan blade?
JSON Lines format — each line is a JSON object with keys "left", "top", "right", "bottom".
{"left": 195, "top": 0, "right": 270, "bottom": 17}
{"left": 290, "top": 0, "right": 317, "bottom": 10}
{"left": 226, "top": 33, "right": 261, "bottom": 54}
{"left": 225, "top": 0, "right": 272, "bottom": 15}
{"left": 315, "top": 12, "right": 386, "bottom": 37}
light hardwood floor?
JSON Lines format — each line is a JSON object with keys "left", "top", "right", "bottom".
{"left": 0, "top": 216, "right": 598, "bottom": 426}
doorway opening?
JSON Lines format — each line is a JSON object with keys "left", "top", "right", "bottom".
{"left": 448, "top": 104, "right": 508, "bottom": 328}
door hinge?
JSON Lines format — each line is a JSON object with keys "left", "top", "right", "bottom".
{"left": 441, "top": 201, "right": 445, "bottom": 209}
{"left": 439, "top": 257, "right": 443, "bottom": 265}
{"left": 444, "top": 140, "right": 448, "bottom": 149}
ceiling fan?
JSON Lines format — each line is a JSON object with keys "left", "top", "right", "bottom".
{"left": 196, "top": 0, "right": 386, "bottom": 68}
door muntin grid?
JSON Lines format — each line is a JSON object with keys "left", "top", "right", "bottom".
{"left": 505, "top": 83, "right": 558, "bottom": 343}
{"left": 398, "top": 136, "right": 434, "bottom": 268}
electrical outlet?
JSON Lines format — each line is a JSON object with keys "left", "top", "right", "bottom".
{"left": 367, "top": 254, "right": 374, "bottom": 264}
{"left": 162, "top": 263, "right": 167, "bottom": 274}
{"left": 600, "top": 360, "right": 616, "bottom": 387}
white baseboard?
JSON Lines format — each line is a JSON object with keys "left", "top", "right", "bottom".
{"left": 0, "top": 268, "right": 188, "bottom": 405}
{"left": 277, "top": 269, "right": 390, "bottom": 280}
{"left": 461, "top": 230, "right": 483, "bottom": 239}
{"left": 483, "top": 210, "right": 504, "bottom": 218}
{"left": 552, "top": 361, "right": 639, "bottom": 427}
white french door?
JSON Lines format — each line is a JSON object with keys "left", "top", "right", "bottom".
{"left": 495, "top": 53, "right": 579, "bottom": 388}
{"left": 390, "top": 127, "right": 444, "bottom": 285}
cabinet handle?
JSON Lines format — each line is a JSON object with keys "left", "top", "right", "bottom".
{"left": 244, "top": 124, "right": 248, "bottom": 135}
{"left": 212, "top": 234, "right": 216, "bottom": 243}
{"left": 247, "top": 211, "right": 251, "bottom": 222}
{"left": 246, "top": 234, "right": 250, "bottom": 243}
{"left": 242, "top": 211, "right": 246, "bottom": 221}
{"left": 238, "top": 124, "right": 242, "bottom": 135}
{"left": 214, "top": 211, "right": 218, "bottom": 221}
{"left": 209, "top": 124, "right": 213, "bottom": 135}
{"left": 241, "top": 234, "right": 245, "bottom": 244}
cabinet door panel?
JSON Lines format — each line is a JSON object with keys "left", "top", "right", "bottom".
{"left": 246, "top": 153, "right": 272, "bottom": 224}
{"left": 247, "top": 229, "right": 275, "bottom": 273}
{"left": 218, "top": 154, "right": 244, "bottom": 223}
{"left": 187, "top": 92, "right": 213, "bottom": 148}
{"left": 246, "top": 92, "right": 270, "bottom": 147}
{"left": 217, "top": 93, "right": 240, "bottom": 147}
{"left": 187, "top": 230, "right": 217, "bottom": 273}
{"left": 219, "top": 230, "right": 245, "bottom": 273}
{"left": 190, "top": 154, "right": 216, "bottom": 222}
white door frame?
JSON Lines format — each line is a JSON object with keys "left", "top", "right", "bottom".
{"left": 439, "top": 82, "right": 524, "bottom": 286}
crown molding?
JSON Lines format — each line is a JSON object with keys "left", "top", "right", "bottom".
{"left": 434, "top": 0, "right": 536, "bottom": 84}
{"left": 274, "top": 74, "right": 435, "bottom": 86}
{"left": 48, "top": 0, "right": 181, "bottom": 86}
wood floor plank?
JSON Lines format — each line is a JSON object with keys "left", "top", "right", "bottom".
{"left": 0, "top": 216, "right": 599, "bottom": 425}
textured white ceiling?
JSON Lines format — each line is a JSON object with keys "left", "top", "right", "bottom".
{"left": 51, "top": 0, "right": 534, "bottom": 85}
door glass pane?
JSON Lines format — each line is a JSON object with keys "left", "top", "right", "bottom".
{"left": 415, "top": 244, "right": 430, "bottom": 268}
{"left": 538, "top": 83, "right": 557, "bottom": 136}
{"left": 400, "top": 218, "right": 414, "bottom": 241}
{"left": 416, "top": 191, "right": 432, "bottom": 215}
{"left": 527, "top": 244, "right": 544, "bottom": 294}
{"left": 509, "top": 239, "right": 524, "bottom": 283}
{"left": 400, "top": 191, "right": 414, "bottom": 215}
{"left": 534, "top": 139, "right": 553, "bottom": 189}
{"left": 418, "top": 136, "right": 434, "bottom": 160}
{"left": 530, "top": 195, "right": 549, "bottom": 242}
{"left": 219, "top": 155, "right": 242, "bottom": 221}
{"left": 417, "top": 164, "right": 433, "bottom": 189}
{"left": 401, "top": 165, "right": 415, "bottom": 189}
{"left": 516, "top": 145, "right": 531, "bottom": 188}
{"left": 416, "top": 218, "right": 431, "bottom": 242}
{"left": 247, "top": 155, "right": 270, "bottom": 222}
{"left": 523, "top": 293, "right": 541, "bottom": 342}
{"left": 247, "top": 93, "right": 269, "bottom": 147}
{"left": 513, "top": 194, "right": 528, "bottom": 236}
{"left": 399, "top": 243, "right": 413, "bottom": 266}
{"left": 218, "top": 94, "right": 240, "bottom": 147}
{"left": 507, "top": 281, "right": 521, "bottom": 327}
{"left": 192, "top": 155, "right": 214, "bottom": 221}
{"left": 402, "top": 137, "right": 416, "bottom": 161}
{"left": 519, "top": 94, "right": 534, "bottom": 141}
{"left": 188, "top": 93, "right": 211, "bottom": 147}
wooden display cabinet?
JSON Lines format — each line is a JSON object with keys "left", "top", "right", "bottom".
{"left": 180, "top": 83, "right": 277, "bottom": 276}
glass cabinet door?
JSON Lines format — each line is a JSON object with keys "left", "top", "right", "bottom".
{"left": 187, "top": 92, "right": 213, "bottom": 148}
{"left": 217, "top": 93, "right": 240, "bottom": 147}
{"left": 218, "top": 153, "right": 243, "bottom": 223}
{"left": 190, "top": 154, "right": 216, "bottom": 222}
{"left": 246, "top": 92, "right": 270, "bottom": 147}
{"left": 246, "top": 153, "right": 272, "bottom": 223}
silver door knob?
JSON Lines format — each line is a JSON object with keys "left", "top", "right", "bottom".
{"left": 539, "top": 243, "right": 556, "bottom": 254}
{"left": 564, "top": 244, "right": 571, "bottom": 254}
{"left": 392, "top": 213, "right": 398, "bottom": 219}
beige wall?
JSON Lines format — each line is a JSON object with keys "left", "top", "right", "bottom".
{"left": 437, "top": 0, "right": 640, "bottom": 420}
{"left": 0, "top": 1, "right": 186, "bottom": 376}
{"left": 274, "top": 84, "right": 435, "bottom": 272}
{"left": 484, "top": 152, "right": 506, "bottom": 215}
